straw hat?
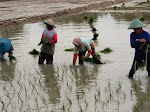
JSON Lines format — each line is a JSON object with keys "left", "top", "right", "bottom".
{"left": 43, "top": 18, "right": 56, "bottom": 28}
{"left": 128, "top": 19, "right": 146, "bottom": 29}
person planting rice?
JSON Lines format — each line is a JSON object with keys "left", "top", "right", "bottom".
{"left": 72, "top": 37, "right": 102, "bottom": 65}
{"left": 0, "top": 38, "right": 14, "bottom": 60}
{"left": 38, "top": 18, "right": 57, "bottom": 64}
{"left": 128, "top": 19, "right": 150, "bottom": 78}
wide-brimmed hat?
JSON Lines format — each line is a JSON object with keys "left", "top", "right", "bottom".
{"left": 0, "top": 38, "right": 12, "bottom": 52}
{"left": 128, "top": 19, "right": 146, "bottom": 29}
{"left": 43, "top": 18, "right": 56, "bottom": 28}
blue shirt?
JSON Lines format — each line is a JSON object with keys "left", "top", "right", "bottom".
{"left": 0, "top": 45, "right": 13, "bottom": 59}
{"left": 130, "top": 30, "right": 150, "bottom": 60}
{"left": 130, "top": 30, "right": 150, "bottom": 48}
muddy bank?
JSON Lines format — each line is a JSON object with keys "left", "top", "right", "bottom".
{"left": 0, "top": 0, "right": 131, "bottom": 29}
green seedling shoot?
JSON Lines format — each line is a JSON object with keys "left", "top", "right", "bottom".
{"left": 29, "top": 49, "right": 39, "bottom": 55}
{"left": 38, "top": 39, "right": 45, "bottom": 46}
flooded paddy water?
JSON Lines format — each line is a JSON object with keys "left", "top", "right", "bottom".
{"left": 0, "top": 10, "right": 150, "bottom": 112}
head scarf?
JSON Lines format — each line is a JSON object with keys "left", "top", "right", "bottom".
{"left": 72, "top": 37, "right": 82, "bottom": 48}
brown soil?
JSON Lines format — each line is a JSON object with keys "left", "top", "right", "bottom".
{"left": 0, "top": 0, "right": 132, "bottom": 29}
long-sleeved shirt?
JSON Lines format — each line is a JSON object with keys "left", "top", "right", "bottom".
{"left": 41, "top": 28, "right": 57, "bottom": 55}
{"left": 130, "top": 30, "right": 150, "bottom": 60}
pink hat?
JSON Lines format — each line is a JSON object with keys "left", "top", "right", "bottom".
{"left": 72, "top": 37, "right": 82, "bottom": 48}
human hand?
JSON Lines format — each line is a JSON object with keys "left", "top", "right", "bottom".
{"left": 140, "top": 38, "right": 146, "bottom": 43}
{"left": 45, "top": 41, "right": 50, "bottom": 45}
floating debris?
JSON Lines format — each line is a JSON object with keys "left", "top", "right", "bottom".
{"left": 100, "top": 47, "right": 112, "bottom": 53}
{"left": 29, "top": 49, "right": 39, "bottom": 55}
{"left": 64, "top": 48, "right": 74, "bottom": 52}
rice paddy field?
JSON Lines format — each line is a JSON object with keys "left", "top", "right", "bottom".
{"left": 0, "top": 8, "right": 150, "bottom": 112}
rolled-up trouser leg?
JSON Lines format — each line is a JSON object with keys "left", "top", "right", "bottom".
{"left": 46, "top": 54, "right": 53, "bottom": 64}
{"left": 91, "top": 47, "right": 102, "bottom": 64}
{"left": 78, "top": 51, "right": 86, "bottom": 65}
{"left": 38, "top": 51, "right": 46, "bottom": 64}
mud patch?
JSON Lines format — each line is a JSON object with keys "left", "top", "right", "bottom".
{"left": 0, "top": 0, "right": 131, "bottom": 29}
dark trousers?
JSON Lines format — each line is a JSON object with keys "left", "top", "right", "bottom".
{"left": 78, "top": 47, "right": 102, "bottom": 65}
{"left": 129, "top": 58, "right": 150, "bottom": 77}
{"left": 38, "top": 51, "right": 53, "bottom": 64}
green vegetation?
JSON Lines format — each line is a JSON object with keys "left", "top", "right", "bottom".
{"left": 64, "top": 48, "right": 74, "bottom": 52}
{"left": 100, "top": 47, "right": 112, "bottom": 53}
{"left": 29, "top": 49, "right": 39, "bottom": 55}
{"left": 140, "top": 17, "right": 145, "bottom": 21}
{"left": 83, "top": 16, "right": 99, "bottom": 40}
{"left": 38, "top": 39, "right": 45, "bottom": 46}
{"left": 84, "top": 53, "right": 101, "bottom": 63}
{"left": 9, "top": 55, "right": 16, "bottom": 60}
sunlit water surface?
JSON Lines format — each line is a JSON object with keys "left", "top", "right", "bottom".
{"left": 0, "top": 11, "right": 150, "bottom": 112}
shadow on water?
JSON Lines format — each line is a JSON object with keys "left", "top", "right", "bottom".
{"left": 0, "top": 60, "right": 16, "bottom": 81}
{"left": 39, "top": 64, "right": 60, "bottom": 104}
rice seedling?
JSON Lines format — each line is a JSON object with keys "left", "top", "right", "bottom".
{"left": 92, "top": 33, "right": 99, "bottom": 40}
{"left": 9, "top": 55, "right": 16, "bottom": 60}
{"left": 89, "top": 17, "right": 94, "bottom": 24}
{"left": 83, "top": 53, "right": 101, "bottom": 63}
{"left": 140, "top": 17, "right": 145, "bottom": 21}
{"left": 100, "top": 47, "right": 112, "bottom": 53}
{"left": 82, "top": 16, "right": 99, "bottom": 40}
{"left": 64, "top": 48, "right": 74, "bottom": 52}
{"left": 114, "top": 6, "right": 117, "bottom": 10}
{"left": 29, "top": 49, "right": 39, "bottom": 55}
{"left": 38, "top": 39, "right": 45, "bottom": 46}
{"left": 92, "top": 28, "right": 97, "bottom": 32}
{"left": 67, "top": 96, "right": 72, "bottom": 105}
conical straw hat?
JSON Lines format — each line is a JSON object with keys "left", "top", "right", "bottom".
{"left": 128, "top": 19, "right": 146, "bottom": 29}
{"left": 43, "top": 18, "right": 56, "bottom": 28}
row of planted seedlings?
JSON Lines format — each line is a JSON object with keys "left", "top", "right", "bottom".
{"left": 0, "top": 67, "right": 56, "bottom": 111}
{"left": 64, "top": 16, "right": 113, "bottom": 64}
{"left": 2, "top": 16, "right": 150, "bottom": 112}
{"left": 0, "top": 63, "right": 135, "bottom": 112}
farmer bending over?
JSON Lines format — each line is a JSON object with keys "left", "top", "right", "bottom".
{"left": 72, "top": 37, "right": 102, "bottom": 65}
{"left": 0, "top": 38, "right": 14, "bottom": 60}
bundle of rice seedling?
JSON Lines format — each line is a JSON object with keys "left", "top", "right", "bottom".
{"left": 64, "top": 48, "right": 74, "bottom": 52}
{"left": 100, "top": 47, "right": 112, "bottom": 53}
{"left": 38, "top": 39, "right": 45, "bottom": 46}
{"left": 9, "top": 55, "right": 16, "bottom": 60}
{"left": 29, "top": 49, "right": 39, "bottom": 55}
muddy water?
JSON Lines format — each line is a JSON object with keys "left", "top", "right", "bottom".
{"left": 0, "top": 11, "right": 150, "bottom": 112}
